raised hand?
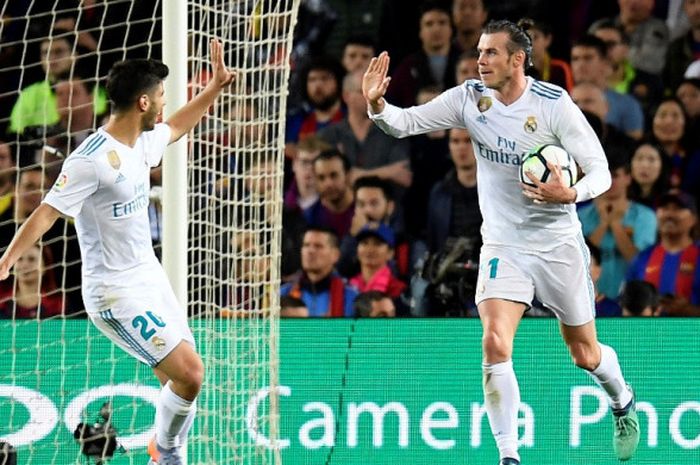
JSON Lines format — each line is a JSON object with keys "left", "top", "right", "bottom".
{"left": 209, "top": 39, "right": 235, "bottom": 89}
{"left": 362, "top": 52, "right": 391, "bottom": 112}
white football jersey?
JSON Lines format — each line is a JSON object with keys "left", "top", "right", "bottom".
{"left": 370, "top": 77, "right": 611, "bottom": 251}
{"left": 43, "top": 123, "right": 171, "bottom": 306}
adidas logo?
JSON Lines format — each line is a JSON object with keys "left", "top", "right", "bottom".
{"left": 115, "top": 173, "right": 126, "bottom": 184}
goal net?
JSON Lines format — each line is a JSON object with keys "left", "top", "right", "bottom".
{"left": 0, "top": 1, "right": 299, "bottom": 464}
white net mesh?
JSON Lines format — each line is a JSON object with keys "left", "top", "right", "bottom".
{"left": 187, "top": 1, "right": 299, "bottom": 464}
{"left": 0, "top": 1, "right": 299, "bottom": 464}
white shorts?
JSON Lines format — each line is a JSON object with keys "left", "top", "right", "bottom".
{"left": 88, "top": 269, "right": 195, "bottom": 367}
{"left": 475, "top": 234, "right": 596, "bottom": 326}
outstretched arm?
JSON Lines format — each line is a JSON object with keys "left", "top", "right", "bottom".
{"left": 166, "top": 39, "right": 236, "bottom": 144}
{"left": 0, "top": 203, "right": 62, "bottom": 280}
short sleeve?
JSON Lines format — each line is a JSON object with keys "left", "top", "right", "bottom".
{"left": 43, "top": 156, "right": 98, "bottom": 218}
{"left": 141, "top": 123, "right": 172, "bottom": 167}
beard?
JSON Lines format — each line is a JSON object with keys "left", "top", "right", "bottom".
{"left": 310, "top": 93, "right": 340, "bottom": 111}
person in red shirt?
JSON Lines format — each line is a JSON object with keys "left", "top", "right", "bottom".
{"left": 350, "top": 223, "right": 406, "bottom": 298}
{"left": 0, "top": 243, "right": 63, "bottom": 319}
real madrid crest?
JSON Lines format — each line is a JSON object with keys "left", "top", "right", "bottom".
{"left": 524, "top": 116, "right": 537, "bottom": 133}
{"left": 107, "top": 150, "right": 121, "bottom": 170}
{"left": 477, "top": 96, "right": 492, "bottom": 113}
{"left": 152, "top": 336, "right": 166, "bottom": 350}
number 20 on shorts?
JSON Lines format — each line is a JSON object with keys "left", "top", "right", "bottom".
{"left": 132, "top": 311, "right": 166, "bottom": 341}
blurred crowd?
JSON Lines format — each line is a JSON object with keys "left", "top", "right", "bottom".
{"left": 1, "top": 0, "right": 700, "bottom": 319}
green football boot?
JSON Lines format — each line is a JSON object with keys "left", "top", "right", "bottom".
{"left": 613, "top": 386, "right": 640, "bottom": 461}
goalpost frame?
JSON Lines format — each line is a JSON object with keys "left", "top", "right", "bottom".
{"left": 162, "top": 0, "right": 188, "bottom": 311}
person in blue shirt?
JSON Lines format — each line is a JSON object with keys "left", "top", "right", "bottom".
{"left": 579, "top": 150, "right": 657, "bottom": 300}
{"left": 281, "top": 226, "right": 357, "bottom": 317}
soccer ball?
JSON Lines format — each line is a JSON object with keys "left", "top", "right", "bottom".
{"left": 520, "top": 144, "right": 577, "bottom": 187}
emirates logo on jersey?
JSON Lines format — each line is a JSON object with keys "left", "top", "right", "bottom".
{"left": 107, "top": 150, "right": 121, "bottom": 170}
{"left": 524, "top": 116, "right": 538, "bottom": 133}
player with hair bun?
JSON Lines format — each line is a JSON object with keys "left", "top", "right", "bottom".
{"left": 363, "top": 19, "right": 640, "bottom": 464}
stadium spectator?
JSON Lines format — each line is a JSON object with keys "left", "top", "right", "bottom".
{"left": 403, "top": 86, "right": 452, "bottom": 239}
{"left": 9, "top": 33, "right": 108, "bottom": 135}
{"left": 589, "top": 19, "right": 663, "bottom": 114}
{"left": 579, "top": 151, "right": 657, "bottom": 300}
{"left": 661, "top": 0, "right": 692, "bottom": 40}
{"left": 353, "top": 290, "right": 397, "bottom": 317}
{"left": 571, "top": 35, "right": 645, "bottom": 140}
{"left": 341, "top": 34, "right": 376, "bottom": 73}
{"left": 318, "top": 71, "right": 412, "bottom": 188}
{"left": 338, "top": 176, "right": 406, "bottom": 278}
{"left": 220, "top": 229, "right": 273, "bottom": 317}
{"left": 526, "top": 18, "right": 574, "bottom": 92}
{"left": 628, "top": 141, "right": 671, "bottom": 208}
{"left": 425, "top": 128, "right": 482, "bottom": 254}
{"left": 284, "top": 135, "right": 329, "bottom": 211}
{"left": 571, "top": 83, "right": 636, "bottom": 156}
{"left": 0, "top": 142, "right": 16, "bottom": 198}
{"left": 590, "top": 0, "right": 670, "bottom": 76}
{"left": 650, "top": 96, "right": 700, "bottom": 196}
{"left": 38, "top": 70, "right": 106, "bottom": 183}
{"left": 663, "top": 0, "right": 700, "bottom": 93}
{"left": 588, "top": 241, "right": 623, "bottom": 316}
{"left": 363, "top": 20, "right": 642, "bottom": 462}
{"left": 387, "top": 2, "right": 460, "bottom": 107}
{"left": 280, "top": 295, "right": 309, "bottom": 318}
{"left": 285, "top": 56, "right": 345, "bottom": 159}
{"left": 0, "top": 166, "right": 82, "bottom": 313}
{"left": 322, "top": 0, "right": 384, "bottom": 60}
{"left": 280, "top": 226, "right": 358, "bottom": 317}
{"left": 451, "top": 0, "right": 489, "bottom": 52}
{"left": 675, "top": 78, "right": 700, "bottom": 134}
{"left": 349, "top": 223, "right": 406, "bottom": 299}
{"left": 626, "top": 191, "right": 700, "bottom": 316}
{"left": 0, "top": 243, "right": 63, "bottom": 319}
{"left": 304, "top": 150, "right": 354, "bottom": 239}
{"left": 237, "top": 156, "right": 307, "bottom": 283}
{"left": 455, "top": 49, "right": 480, "bottom": 83}
{"left": 620, "top": 280, "right": 658, "bottom": 316}
{"left": 409, "top": 127, "right": 481, "bottom": 318}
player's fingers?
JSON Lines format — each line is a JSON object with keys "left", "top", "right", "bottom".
{"left": 381, "top": 53, "right": 390, "bottom": 77}
{"left": 520, "top": 182, "right": 537, "bottom": 193}
{"left": 379, "top": 76, "right": 391, "bottom": 93}
{"left": 524, "top": 170, "right": 542, "bottom": 186}
{"left": 522, "top": 189, "right": 543, "bottom": 201}
{"left": 547, "top": 161, "right": 562, "bottom": 179}
{"left": 367, "top": 56, "right": 378, "bottom": 74}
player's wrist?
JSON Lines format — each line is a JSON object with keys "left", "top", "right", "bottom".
{"left": 368, "top": 97, "right": 385, "bottom": 114}
{"left": 567, "top": 187, "right": 577, "bottom": 204}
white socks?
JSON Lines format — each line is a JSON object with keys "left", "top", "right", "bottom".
{"left": 588, "top": 343, "right": 632, "bottom": 410}
{"left": 176, "top": 400, "right": 197, "bottom": 448}
{"left": 156, "top": 382, "right": 197, "bottom": 449}
{"left": 483, "top": 360, "right": 520, "bottom": 461}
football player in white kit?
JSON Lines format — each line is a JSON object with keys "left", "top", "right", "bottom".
{"left": 0, "top": 40, "right": 234, "bottom": 465}
{"left": 363, "top": 20, "right": 641, "bottom": 465}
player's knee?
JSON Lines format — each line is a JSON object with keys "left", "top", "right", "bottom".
{"left": 568, "top": 342, "right": 598, "bottom": 371}
{"left": 482, "top": 331, "right": 511, "bottom": 361}
{"left": 176, "top": 357, "right": 204, "bottom": 396}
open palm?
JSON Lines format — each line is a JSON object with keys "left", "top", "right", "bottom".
{"left": 362, "top": 51, "right": 391, "bottom": 104}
